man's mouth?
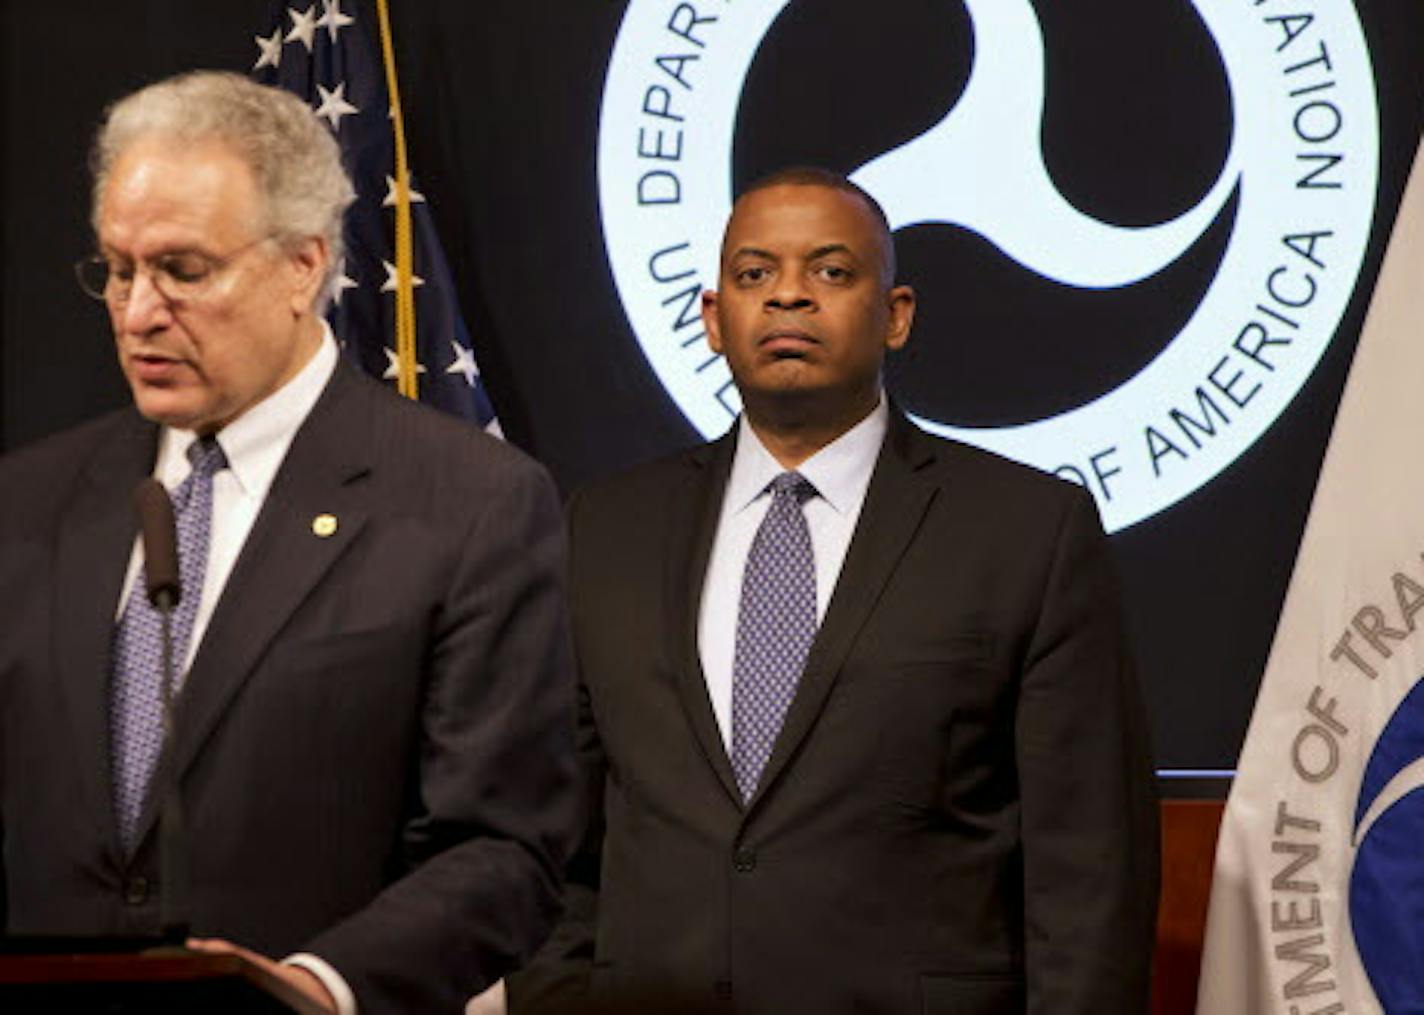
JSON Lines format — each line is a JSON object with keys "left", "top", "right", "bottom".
{"left": 759, "top": 328, "right": 818, "bottom": 358}
{"left": 128, "top": 351, "right": 185, "bottom": 382}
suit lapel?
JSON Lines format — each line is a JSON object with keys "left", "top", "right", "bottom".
{"left": 51, "top": 412, "right": 158, "bottom": 855}
{"left": 132, "top": 367, "right": 374, "bottom": 845}
{"left": 666, "top": 430, "right": 743, "bottom": 805}
{"left": 746, "top": 415, "right": 942, "bottom": 812}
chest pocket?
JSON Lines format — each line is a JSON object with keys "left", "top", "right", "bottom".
{"left": 861, "top": 633, "right": 1007, "bottom": 810}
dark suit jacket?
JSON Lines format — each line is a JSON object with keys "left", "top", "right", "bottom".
{"left": 511, "top": 414, "right": 1159, "bottom": 1014}
{"left": 0, "top": 363, "right": 579, "bottom": 1012}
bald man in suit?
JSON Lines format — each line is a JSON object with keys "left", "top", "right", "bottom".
{"left": 512, "top": 168, "right": 1159, "bottom": 1014}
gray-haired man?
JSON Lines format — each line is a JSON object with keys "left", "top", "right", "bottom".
{"left": 0, "top": 71, "right": 577, "bottom": 1012}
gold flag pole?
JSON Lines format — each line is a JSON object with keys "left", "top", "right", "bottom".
{"left": 375, "top": 0, "right": 418, "bottom": 399}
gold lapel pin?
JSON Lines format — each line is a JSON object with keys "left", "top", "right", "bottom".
{"left": 312, "top": 514, "right": 338, "bottom": 538}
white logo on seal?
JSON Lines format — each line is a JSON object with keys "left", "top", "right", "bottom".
{"left": 597, "top": 0, "right": 1379, "bottom": 531}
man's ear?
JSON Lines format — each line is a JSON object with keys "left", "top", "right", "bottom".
{"left": 884, "top": 285, "right": 916, "bottom": 351}
{"left": 702, "top": 289, "right": 724, "bottom": 355}
{"left": 287, "top": 235, "right": 329, "bottom": 315}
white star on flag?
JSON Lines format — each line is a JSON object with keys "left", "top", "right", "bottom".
{"left": 317, "top": 0, "right": 355, "bottom": 44}
{"left": 314, "top": 82, "right": 360, "bottom": 130}
{"left": 380, "top": 260, "right": 424, "bottom": 293}
{"left": 332, "top": 261, "right": 359, "bottom": 306}
{"left": 382, "top": 347, "right": 427, "bottom": 381}
{"left": 445, "top": 343, "right": 479, "bottom": 386}
{"left": 253, "top": 29, "right": 283, "bottom": 71}
{"left": 285, "top": 5, "right": 319, "bottom": 52}
{"left": 382, "top": 175, "right": 426, "bottom": 208}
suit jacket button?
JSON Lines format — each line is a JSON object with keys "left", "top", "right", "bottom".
{"left": 733, "top": 848, "right": 756, "bottom": 873}
{"left": 123, "top": 876, "right": 149, "bottom": 905}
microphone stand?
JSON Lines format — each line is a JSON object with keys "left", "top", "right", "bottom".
{"left": 153, "top": 587, "right": 189, "bottom": 944}
{"left": 135, "top": 477, "right": 189, "bottom": 945}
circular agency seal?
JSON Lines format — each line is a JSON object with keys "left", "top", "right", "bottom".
{"left": 597, "top": 0, "right": 1379, "bottom": 532}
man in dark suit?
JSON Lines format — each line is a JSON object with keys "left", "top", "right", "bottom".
{"left": 511, "top": 168, "right": 1159, "bottom": 1013}
{"left": 0, "top": 72, "right": 577, "bottom": 1012}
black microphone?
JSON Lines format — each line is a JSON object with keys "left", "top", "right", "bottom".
{"left": 131, "top": 477, "right": 189, "bottom": 942}
{"left": 134, "top": 479, "right": 180, "bottom": 611}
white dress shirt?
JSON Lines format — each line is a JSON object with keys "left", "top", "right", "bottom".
{"left": 114, "top": 325, "right": 358, "bottom": 1015}
{"left": 698, "top": 397, "right": 888, "bottom": 747}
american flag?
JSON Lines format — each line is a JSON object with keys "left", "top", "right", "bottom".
{"left": 252, "top": 0, "right": 500, "bottom": 433}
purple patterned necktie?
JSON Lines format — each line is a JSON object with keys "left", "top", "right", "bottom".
{"left": 110, "top": 436, "right": 226, "bottom": 854}
{"left": 731, "top": 471, "right": 818, "bottom": 802}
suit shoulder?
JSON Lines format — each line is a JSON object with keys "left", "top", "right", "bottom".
{"left": 0, "top": 411, "right": 138, "bottom": 513}
{"left": 570, "top": 441, "right": 710, "bottom": 508}
{"left": 0, "top": 410, "right": 133, "bottom": 473}
{"left": 905, "top": 428, "right": 1104, "bottom": 546}
{"left": 350, "top": 372, "right": 550, "bottom": 486}
{"left": 919, "top": 430, "right": 1091, "bottom": 507}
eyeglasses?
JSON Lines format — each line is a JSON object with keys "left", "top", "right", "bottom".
{"left": 75, "top": 236, "right": 273, "bottom": 306}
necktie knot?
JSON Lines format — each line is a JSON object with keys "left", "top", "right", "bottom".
{"left": 768, "top": 471, "right": 815, "bottom": 505}
{"left": 175, "top": 437, "right": 226, "bottom": 512}
{"left": 185, "top": 436, "right": 227, "bottom": 478}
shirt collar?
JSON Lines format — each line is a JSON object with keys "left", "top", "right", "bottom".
{"left": 155, "top": 321, "right": 340, "bottom": 495}
{"left": 725, "top": 394, "right": 888, "bottom": 516}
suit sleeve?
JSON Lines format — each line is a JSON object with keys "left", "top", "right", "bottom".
{"left": 505, "top": 486, "right": 606, "bottom": 1012}
{"left": 306, "top": 453, "right": 581, "bottom": 1011}
{"left": 1017, "top": 488, "right": 1159, "bottom": 1013}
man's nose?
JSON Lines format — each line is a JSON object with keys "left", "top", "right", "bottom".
{"left": 117, "top": 270, "right": 173, "bottom": 334}
{"left": 765, "top": 278, "right": 814, "bottom": 312}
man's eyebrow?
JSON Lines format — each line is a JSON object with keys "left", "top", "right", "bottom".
{"left": 728, "top": 243, "right": 858, "bottom": 262}
{"left": 807, "top": 243, "right": 854, "bottom": 261}
{"left": 98, "top": 242, "right": 208, "bottom": 259}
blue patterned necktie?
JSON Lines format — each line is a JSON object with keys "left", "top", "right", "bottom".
{"left": 110, "top": 436, "right": 226, "bottom": 854}
{"left": 731, "top": 471, "right": 818, "bottom": 802}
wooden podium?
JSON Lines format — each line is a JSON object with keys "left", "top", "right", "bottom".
{"left": 1153, "top": 799, "right": 1226, "bottom": 1015}
{"left": 0, "top": 948, "right": 327, "bottom": 1013}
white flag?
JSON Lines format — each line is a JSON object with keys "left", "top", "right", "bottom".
{"left": 1198, "top": 137, "right": 1424, "bottom": 1015}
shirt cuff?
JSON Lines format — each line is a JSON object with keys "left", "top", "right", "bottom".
{"left": 284, "top": 952, "right": 358, "bottom": 1015}
{"left": 465, "top": 978, "right": 507, "bottom": 1014}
